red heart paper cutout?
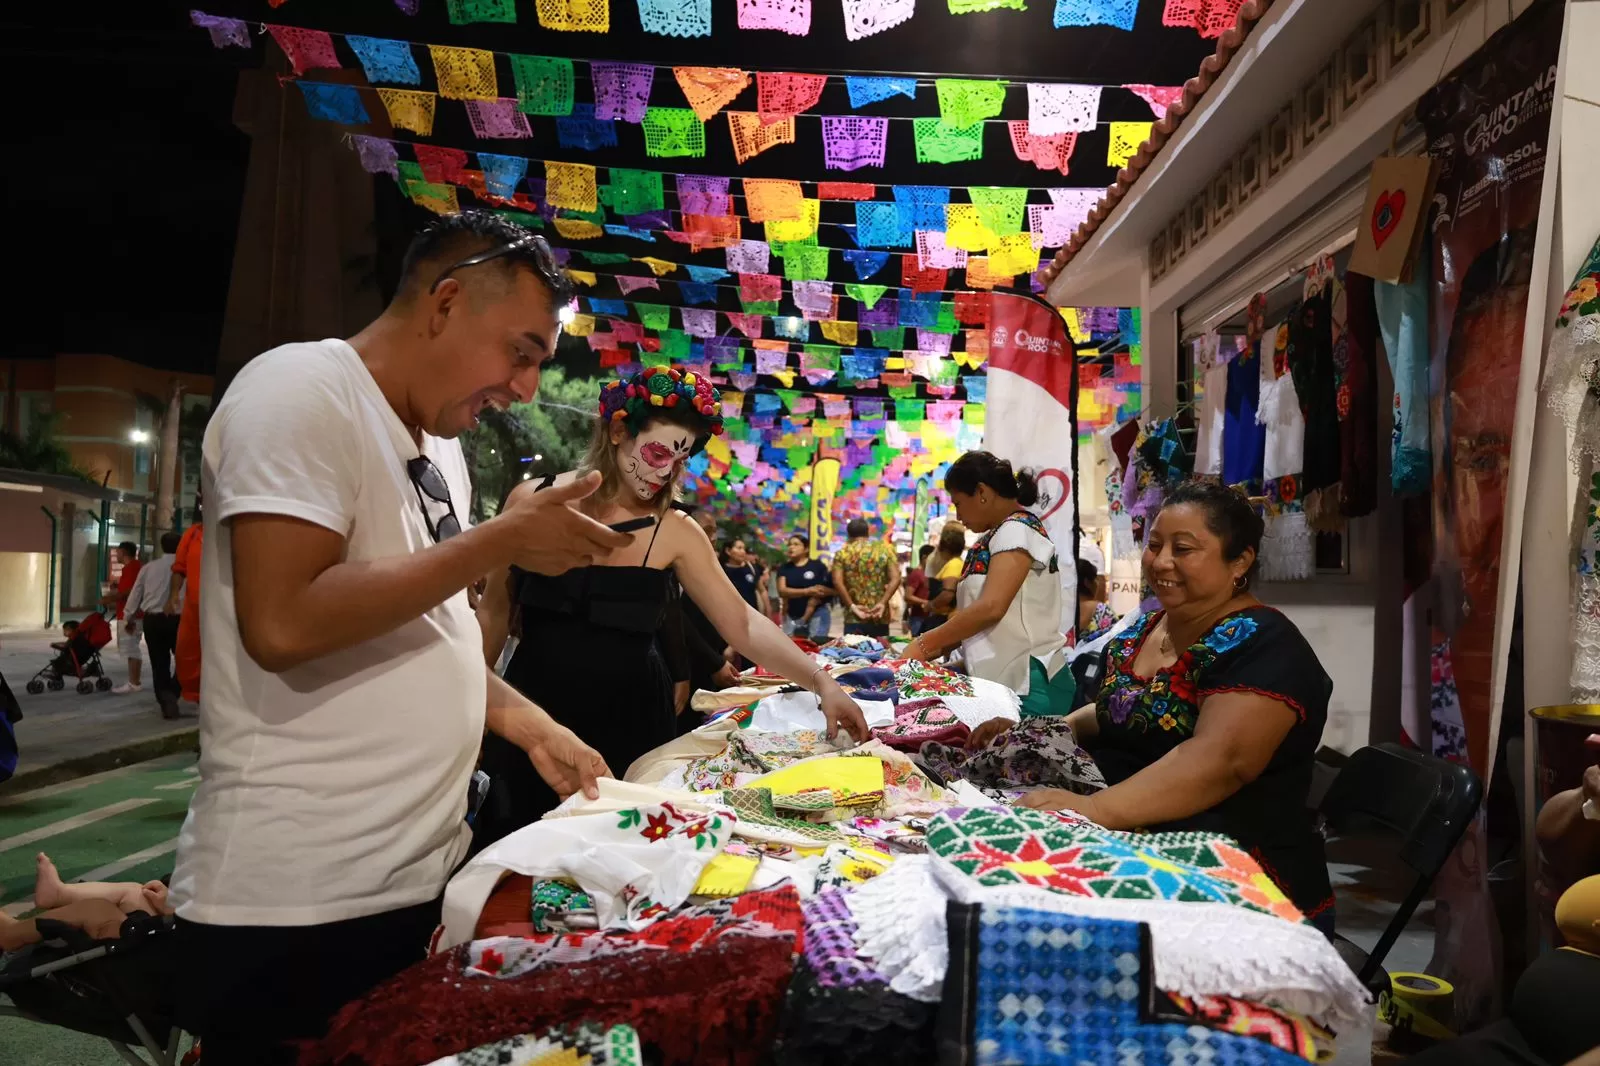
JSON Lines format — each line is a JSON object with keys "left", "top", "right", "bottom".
{"left": 1371, "top": 189, "right": 1406, "bottom": 249}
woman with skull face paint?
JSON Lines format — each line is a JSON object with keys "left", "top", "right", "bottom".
{"left": 473, "top": 367, "right": 871, "bottom": 846}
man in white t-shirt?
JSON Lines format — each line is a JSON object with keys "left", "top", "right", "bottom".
{"left": 169, "top": 212, "right": 631, "bottom": 1065}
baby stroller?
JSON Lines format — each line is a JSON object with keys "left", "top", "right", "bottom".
{"left": 27, "top": 611, "right": 114, "bottom": 695}
{"left": 0, "top": 911, "right": 187, "bottom": 1065}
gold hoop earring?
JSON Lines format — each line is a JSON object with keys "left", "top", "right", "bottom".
{"left": 1233, "top": 575, "right": 1248, "bottom": 591}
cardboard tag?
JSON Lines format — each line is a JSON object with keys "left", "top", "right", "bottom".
{"left": 1348, "top": 155, "right": 1439, "bottom": 284}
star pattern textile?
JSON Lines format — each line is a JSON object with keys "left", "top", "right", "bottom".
{"left": 926, "top": 807, "right": 1306, "bottom": 923}
{"left": 637, "top": 0, "right": 712, "bottom": 35}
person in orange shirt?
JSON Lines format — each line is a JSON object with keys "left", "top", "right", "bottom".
{"left": 167, "top": 510, "right": 204, "bottom": 706}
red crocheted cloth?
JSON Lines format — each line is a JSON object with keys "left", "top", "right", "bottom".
{"left": 307, "top": 886, "right": 804, "bottom": 1066}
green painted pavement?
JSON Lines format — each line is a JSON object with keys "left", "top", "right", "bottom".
{"left": 0, "top": 755, "right": 197, "bottom": 1063}
{"left": 0, "top": 754, "right": 196, "bottom": 913}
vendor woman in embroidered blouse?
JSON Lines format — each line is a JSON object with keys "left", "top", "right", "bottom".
{"left": 995, "top": 480, "right": 1336, "bottom": 929}
{"left": 904, "top": 452, "right": 1074, "bottom": 717}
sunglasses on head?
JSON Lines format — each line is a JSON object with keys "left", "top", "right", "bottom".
{"left": 407, "top": 456, "right": 462, "bottom": 543}
{"left": 428, "top": 234, "right": 568, "bottom": 300}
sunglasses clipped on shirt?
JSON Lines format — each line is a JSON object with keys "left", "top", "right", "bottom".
{"left": 407, "top": 456, "right": 462, "bottom": 543}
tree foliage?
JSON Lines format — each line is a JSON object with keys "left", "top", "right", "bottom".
{"left": 0, "top": 412, "right": 96, "bottom": 482}
{"left": 462, "top": 366, "right": 601, "bottom": 521}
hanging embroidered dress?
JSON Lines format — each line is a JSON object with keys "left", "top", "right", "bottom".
{"left": 953, "top": 510, "right": 1072, "bottom": 714}
{"left": 1542, "top": 234, "right": 1600, "bottom": 699}
{"left": 1095, "top": 607, "right": 1335, "bottom": 925}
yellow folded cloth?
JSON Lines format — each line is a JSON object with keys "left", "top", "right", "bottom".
{"left": 691, "top": 853, "right": 759, "bottom": 897}
{"left": 745, "top": 756, "right": 885, "bottom": 806}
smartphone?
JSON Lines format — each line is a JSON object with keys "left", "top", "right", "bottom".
{"left": 608, "top": 517, "right": 657, "bottom": 534}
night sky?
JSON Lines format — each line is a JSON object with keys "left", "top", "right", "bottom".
{"left": 4, "top": 5, "right": 249, "bottom": 375}
{"left": 10, "top": 1, "right": 1212, "bottom": 377}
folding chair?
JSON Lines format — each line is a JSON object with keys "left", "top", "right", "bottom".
{"left": 1316, "top": 742, "right": 1483, "bottom": 995}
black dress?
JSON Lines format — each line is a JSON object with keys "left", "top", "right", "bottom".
{"left": 1094, "top": 607, "right": 1336, "bottom": 927}
{"left": 473, "top": 508, "right": 678, "bottom": 852}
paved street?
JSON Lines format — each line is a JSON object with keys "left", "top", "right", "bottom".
{"left": 1, "top": 628, "right": 197, "bottom": 792}
{"left": 0, "top": 753, "right": 196, "bottom": 1063}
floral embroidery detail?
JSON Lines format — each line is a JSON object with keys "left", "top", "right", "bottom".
{"left": 641, "top": 812, "right": 673, "bottom": 841}
{"left": 1203, "top": 615, "right": 1259, "bottom": 655}
{"left": 1096, "top": 610, "right": 1268, "bottom": 740}
{"left": 960, "top": 510, "right": 1060, "bottom": 579}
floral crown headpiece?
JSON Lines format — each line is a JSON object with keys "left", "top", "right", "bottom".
{"left": 599, "top": 366, "right": 725, "bottom": 451}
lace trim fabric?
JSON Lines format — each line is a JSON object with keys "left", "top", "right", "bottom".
{"left": 842, "top": 0, "right": 917, "bottom": 40}
{"left": 930, "top": 858, "right": 1369, "bottom": 1029}
{"left": 845, "top": 855, "right": 950, "bottom": 1002}
{"left": 1259, "top": 510, "right": 1313, "bottom": 583}
{"left": 1573, "top": 455, "right": 1600, "bottom": 700}
{"left": 638, "top": 0, "right": 712, "bottom": 36}
{"left": 728, "top": 112, "right": 796, "bottom": 164}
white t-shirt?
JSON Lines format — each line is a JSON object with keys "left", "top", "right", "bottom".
{"left": 169, "top": 339, "right": 486, "bottom": 927}
{"left": 955, "top": 517, "right": 1067, "bottom": 696}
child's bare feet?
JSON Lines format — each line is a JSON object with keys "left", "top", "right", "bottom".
{"left": 34, "top": 853, "right": 68, "bottom": 909}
